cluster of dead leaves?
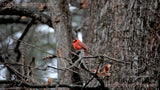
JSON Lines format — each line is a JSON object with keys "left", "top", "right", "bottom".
{"left": 80, "top": 0, "right": 88, "bottom": 9}
{"left": 92, "top": 64, "right": 111, "bottom": 78}
{"left": 44, "top": 77, "right": 53, "bottom": 90}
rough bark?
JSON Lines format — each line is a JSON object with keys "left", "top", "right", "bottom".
{"left": 88, "top": 0, "right": 160, "bottom": 89}
{"left": 48, "top": 0, "right": 75, "bottom": 90}
{"left": 81, "top": 1, "right": 90, "bottom": 43}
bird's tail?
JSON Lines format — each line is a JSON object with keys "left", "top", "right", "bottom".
{"left": 85, "top": 51, "right": 89, "bottom": 60}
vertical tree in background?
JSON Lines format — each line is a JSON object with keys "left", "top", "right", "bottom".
{"left": 48, "top": 0, "right": 79, "bottom": 90}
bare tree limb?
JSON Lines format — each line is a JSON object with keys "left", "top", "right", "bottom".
{"left": 0, "top": 56, "right": 26, "bottom": 80}
{"left": 69, "top": 0, "right": 81, "bottom": 8}
{"left": 3, "top": 62, "right": 81, "bottom": 75}
{"left": 84, "top": 63, "right": 102, "bottom": 88}
{"left": 0, "top": 30, "right": 53, "bottom": 55}
{"left": 0, "top": 4, "right": 52, "bottom": 27}
{"left": 71, "top": 50, "right": 105, "bottom": 89}
{"left": 0, "top": 16, "right": 39, "bottom": 24}
{"left": 101, "top": 54, "right": 131, "bottom": 64}
{"left": 14, "top": 19, "right": 35, "bottom": 62}
{"left": 80, "top": 63, "right": 105, "bottom": 90}
{"left": 81, "top": 55, "right": 131, "bottom": 64}
{"left": 42, "top": 54, "right": 57, "bottom": 60}
{"left": 84, "top": 76, "right": 94, "bottom": 88}
{"left": 5, "top": 63, "right": 25, "bottom": 79}
{"left": 0, "top": 80, "right": 109, "bottom": 89}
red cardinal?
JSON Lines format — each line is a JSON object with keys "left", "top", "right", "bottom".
{"left": 73, "top": 39, "right": 89, "bottom": 57}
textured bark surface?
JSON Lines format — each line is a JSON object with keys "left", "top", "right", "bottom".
{"left": 81, "top": 5, "right": 90, "bottom": 43}
{"left": 48, "top": 0, "right": 73, "bottom": 90}
{"left": 87, "top": 0, "right": 160, "bottom": 89}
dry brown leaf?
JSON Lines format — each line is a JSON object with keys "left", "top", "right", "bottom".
{"left": 44, "top": 77, "right": 53, "bottom": 90}
{"left": 55, "top": 17, "right": 60, "bottom": 23}
{"left": 58, "top": 48, "right": 63, "bottom": 58}
{"left": 97, "top": 70, "right": 101, "bottom": 77}
{"left": 103, "top": 64, "right": 111, "bottom": 73}
{"left": 80, "top": 0, "right": 88, "bottom": 9}
{"left": 47, "top": 77, "right": 53, "bottom": 85}
{"left": 101, "top": 72, "right": 111, "bottom": 78}
{"left": 39, "top": 4, "right": 44, "bottom": 11}
{"left": 82, "top": 0, "right": 88, "bottom": 9}
{"left": 21, "top": 16, "right": 26, "bottom": 19}
{"left": 92, "top": 64, "right": 111, "bottom": 78}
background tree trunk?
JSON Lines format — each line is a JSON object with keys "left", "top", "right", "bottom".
{"left": 88, "top": 0, "right": 160, "bottom": 89}
{"left": 48, "top": 0, "right": 78, "bottom": 90}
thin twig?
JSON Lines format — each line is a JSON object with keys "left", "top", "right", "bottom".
{"left": 84, "top": 62, "right": 103, "bottom": 88}
{"left": 0, "top": 3, "right": 52, "bottom": 27}
{"left": 84, "top": 76, "right": 94, "bottom": 88}
{"left": 102, "top": 54, "right": 131, "bottom": 64}
{"left": 80, "top": 63, "right": 105, "bottom": 89}
{"left": 0, "top": 31, "right": 53, "bottom": 55}
{"left": 14, "top": 19, "right": 35, "bottom": 62}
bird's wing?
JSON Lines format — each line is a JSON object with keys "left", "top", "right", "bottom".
{"left": 77, "top": 42, "right": 87, "bottom": 50}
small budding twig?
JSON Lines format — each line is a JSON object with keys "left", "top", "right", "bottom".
{"left": 42, "top": 54, "right": 57, "bottom": 60}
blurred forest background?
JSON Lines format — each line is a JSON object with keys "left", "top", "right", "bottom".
{"left": 0, "top": 0, "right": 160, "bottom": 90}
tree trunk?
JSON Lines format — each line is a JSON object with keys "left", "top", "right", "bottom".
{"left": 88, "top": 0, "right": 160, "bottom": 89}
{"left": 48, "top": 0, "right": 80, "bottom": 90}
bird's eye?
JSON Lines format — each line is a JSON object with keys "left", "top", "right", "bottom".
{"left": 73, "top": 39, "right": 77, "bottom": 43}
